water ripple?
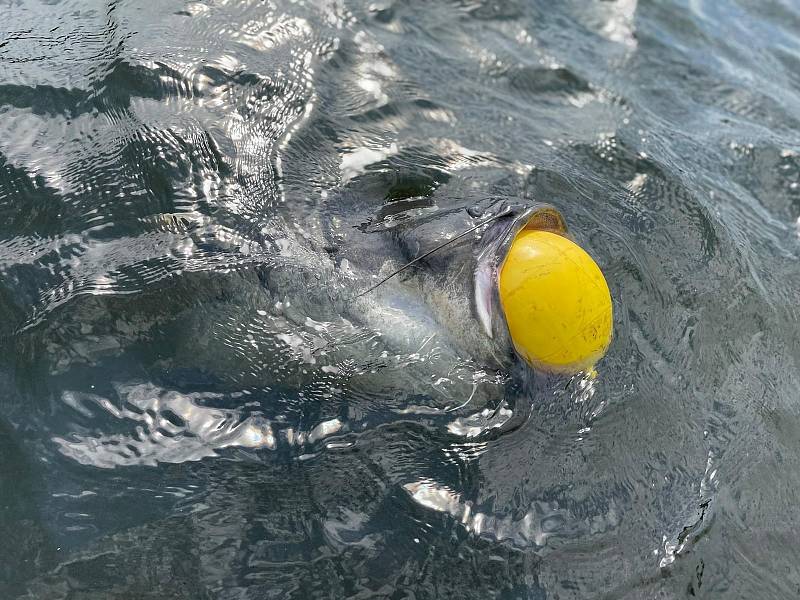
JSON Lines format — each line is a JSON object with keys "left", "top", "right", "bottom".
{"left": 2, "top": 0, "right": 800, "bottom": 597}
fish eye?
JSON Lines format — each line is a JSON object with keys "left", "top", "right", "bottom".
{"left": 467, "top": 204, "right": 485, "bottom": 218}
{"left": 466, "top": 197, "right": 512, "bottom": 220}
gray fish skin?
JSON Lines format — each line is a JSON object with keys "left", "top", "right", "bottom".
{"left": 275, "top": 194, "right": 521, "bottom": 370}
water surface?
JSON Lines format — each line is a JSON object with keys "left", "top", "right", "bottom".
{"left": 2, "top": 0, "right": 800, "bottom": 598}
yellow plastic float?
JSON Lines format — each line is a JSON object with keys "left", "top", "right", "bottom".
{"left": 498, "top": 228, "right": 612, "bottom": 374}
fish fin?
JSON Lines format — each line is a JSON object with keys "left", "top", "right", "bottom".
{"left": 474, "top": 257, "right": 495, "bottom": 339}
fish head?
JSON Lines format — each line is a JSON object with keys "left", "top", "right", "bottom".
{"left": 473, "top": 202, "right": 613, "bottom": 376}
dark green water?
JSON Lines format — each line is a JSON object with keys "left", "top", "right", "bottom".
{"left": 2, "top": 0, "right": 800, "bottom": 598}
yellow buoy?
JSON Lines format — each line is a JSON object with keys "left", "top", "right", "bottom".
{"left": 498, "top": 229, "right": 612, "bottom": 374}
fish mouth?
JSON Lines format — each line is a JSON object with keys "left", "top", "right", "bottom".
{"left": 473, "top": 203, "right": 569, "bottom": 344}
